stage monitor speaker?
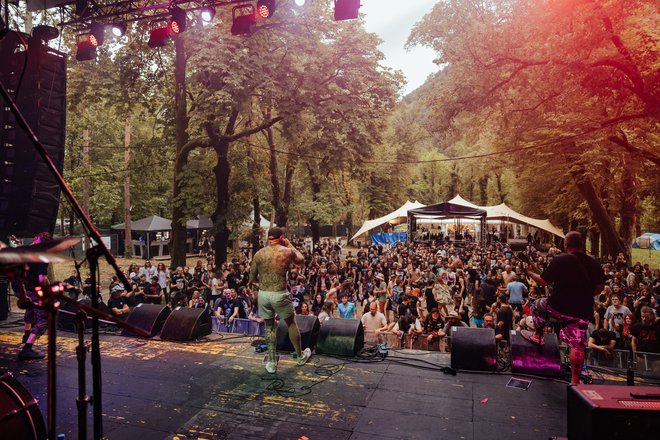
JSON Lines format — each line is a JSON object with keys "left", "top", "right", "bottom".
{"left": 160, "top": 307, "right": 212, "bottom": 341}
{"left": 510, "top": 331, "right": 562, "bottom": 377}
{"left": 57, "top": 298, "right": 109, "bottom": 332}
{"left": 315, "top": 318, "right": 364, "bottom": 357}
{"left": 276, "top": 315, "right": 320, "bottom": 352}
{"left": 450, "top": 327, "right": 497, "bottom": 371}
{"left": 0, "top": 33, "right": 66, "bottom": 237}
{"left": 567, "top": 385, "right": 660, "bottom": 440}
{"left": 121, "top": 304, "right": 171, "bottom": 338}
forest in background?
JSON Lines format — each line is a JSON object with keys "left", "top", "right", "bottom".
{"left": 38, "top": 0, "right": 657, "bottom": 265}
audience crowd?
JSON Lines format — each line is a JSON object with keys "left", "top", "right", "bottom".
{"left": 72, "top": 237, "right": 660, "bottom": 358}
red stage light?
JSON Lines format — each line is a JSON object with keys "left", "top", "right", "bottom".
{"left": 257, "top": 4, "right": 270, "bottom": 18}
{"left": 169, "top": 20, "right": 180, "bottom": 34}
{"left": 256, "top": 0, "right": 276, "bottom": 19}
{"left": 76, "top": 33, "right": 98, "bottom": 61}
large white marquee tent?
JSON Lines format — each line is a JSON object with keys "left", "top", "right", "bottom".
{"left": 350, "top": 195, "right": 564, "bottom": 242}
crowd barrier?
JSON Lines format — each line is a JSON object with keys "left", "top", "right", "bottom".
{"left": 586, "top": 348, "right": 660, "bottom": 378}
{"left": 212, "top": 317, "right": 265, "bottom": 336}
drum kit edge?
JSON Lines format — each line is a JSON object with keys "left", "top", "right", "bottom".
{"left": 0, "top": 237, "right": 150, "bottom": 440}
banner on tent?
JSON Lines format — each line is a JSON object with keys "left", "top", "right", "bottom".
{"left": 370, "top": 232, "right": 407, "bottom": 245}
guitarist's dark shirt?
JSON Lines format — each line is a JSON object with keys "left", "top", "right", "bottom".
{"left": 541, "top": 253, "right": 606, "bottom": 320}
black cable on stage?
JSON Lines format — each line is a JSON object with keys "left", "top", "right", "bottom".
{"left": 263, "top": 359, "right": 346, "bottom": 398}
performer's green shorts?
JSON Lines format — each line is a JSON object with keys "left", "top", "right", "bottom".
{"left": 258, "top": 290, "right": 294, "bottom": 320}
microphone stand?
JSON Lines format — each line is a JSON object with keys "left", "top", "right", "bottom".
{"left": 1, "top": 74, "right": 132, "bottom": 440}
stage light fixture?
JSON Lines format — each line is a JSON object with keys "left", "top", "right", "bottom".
{"left": 256, "top": 0, "right": 276, "bottom": 19}
{"left": 169, "top": 6, "right": 187, "bottom": 34}
{"left": 148, "top": 26, "right": 171, "bottom": 48}
{"left": 231, "top": 5, "right": 256, "bottom": 36}
{"left": 111, "top": 22, "right": 127, "bottom": 37}
{"left": 334, "top": 0, "right": 360, "bottom": 21}
{"left": 294, "top": 0, "right": 306, "bottom": 6}
{"left": 201, "top": 5, "right": 216, "bottom": 22}
{"left": 90, "top": 22, "right": 105, "bottom": 46}
{"left": 75, "top": 33, "right": 98, "bottom": 61}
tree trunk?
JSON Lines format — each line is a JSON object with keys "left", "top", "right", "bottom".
{"left": 589, "top": 227, "right": 600, "bottom": 257}
{"left": 618, "top": 147, "right": 639, "bottom": 254}
{"left": 479, "top": 175, "right": 489, "bottom": 205}
{"left": 571, "top": 166, "right": 628, "bottom": 261}
{"left": 307, "top": 164, "right": 322, "bottom": 248}
{"left": 208, "top": 111, "right": 239, "bottom": 267}
{"left": 447, "top": 164, "right": 460, "bottom": 199}
{"left": 281, "top": 157, "right": 295, "bottom": 228}
{"left": 123, "top": 118, "right": 133, "bottom": 258}
{"left": 265, "top": 125, "right": 287, "bottom": 228}
{"left": 170, "top": 36, "right": 189, "bottom": 267}
{"left": 82, "top": 128, "right": 90, "bottom": 251}
{"left": 246, "top": 146, "right": 262, "bottom": 257}
{"left": 495, "top": 172, "right": 505, "bottom": 204}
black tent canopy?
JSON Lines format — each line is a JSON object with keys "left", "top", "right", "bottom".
{"left": 407, "top": 202, "right": 488, "bottom": 243}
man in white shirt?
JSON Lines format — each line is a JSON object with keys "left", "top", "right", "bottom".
{"left": 361, "top": 302, "right": 388, "bottom": 344}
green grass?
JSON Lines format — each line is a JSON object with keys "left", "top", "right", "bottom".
{"left": 631, "top": 247, "right": 660, "bottom": 269}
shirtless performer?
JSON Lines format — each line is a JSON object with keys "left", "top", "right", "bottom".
{"left": 250, "top": 227, "right": 312, "bottom": 374}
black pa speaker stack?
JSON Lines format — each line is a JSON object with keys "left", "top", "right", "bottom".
{"left": 0, "top": 31, "right": 66, "bottom": 238}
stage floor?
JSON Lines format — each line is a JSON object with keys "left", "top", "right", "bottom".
{"left": 1, "top": 314, "right": 569, "bottom": 440}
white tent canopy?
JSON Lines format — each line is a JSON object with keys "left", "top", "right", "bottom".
{"left": 350, "top": 200, "right": 425, "bottom": 242}
{"left": 350, "top": 196, "right": 564, "bottom": 242}
{"left": 448, "top": 195, "right": 564, "bottom": 238}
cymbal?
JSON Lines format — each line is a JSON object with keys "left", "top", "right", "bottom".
{"left": 0, "top": 251, "right": 71, "bottom": 264}
{"left": 13, "top": 236, "right": 81, "bottom": 253}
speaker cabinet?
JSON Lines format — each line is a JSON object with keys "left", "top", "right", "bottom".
{"left": 0, "top": 34, "right": 66, "bottom": 236}
{"left": 57, "top": 298, "right": 109, "bottom": 332}
{"left": 316, "top": 318, "right": 364, "bottom": 357}
{"left": 276, "top": 315, "right": 320, "bottom": 352}
{"left": 510, "top": 331, "right": 562, "bottom": 377}
{"left": 160, "top": 307, "right": 212, "bottom": 341}
{"left": 121, "top": 304, "right": 171, "bottom": 338}
{"left": 567, "top": 385, "right": 660, "bottom": 440}
{"left": 450, "top": 327, "right": 497, "bottom": 371}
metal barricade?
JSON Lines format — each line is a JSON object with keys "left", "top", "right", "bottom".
{"left": 230, "top": 318, "right": 265, "bottom": 336}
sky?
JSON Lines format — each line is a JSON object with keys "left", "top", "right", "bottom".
{"left": 360, "top": 0, "right": 439, "bottom": 95}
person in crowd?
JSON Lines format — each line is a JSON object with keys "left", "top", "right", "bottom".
{"left": 311, "top": 294, "right": 324, "bottom": 316}
{"left": 226, "top": 288, "right": 247, "bottom": 324}
{"left": 374, "top": 273, "right": 388, "bottom": 315}
{"left": 108, "top": 285, "right": 130, "bottom": 320}
{"left": 318, "top": 301, "right": 335, "bottom": 323}
{"left": 361, "top": 302, "right": 388, "bottom": 343}
{"left": 604, "top": 293, "right": 632, "bottom": 341}
{"left": 140, "top": 260, "right": 157, "bottom": 280}
{"left": 391, "top": 314, "right": 423, "bottom": 339}
{"left": 506, "top": 275, "right": 528, "bottom": 318}
{"left": 63, "top": 269, "right": 82, "bottom": 300}
{"left": 337, "top": 294, "right": 357, "bottom": 319}
{"left": 439, "top": 311, "right": 467, "bottom": 338}
{"left": 631, "top": 306, "right": 660, "bottom": 353}
{"left": 143, "top": 276, "right": 164, "bottom": 304}
{"left": 299, "top": 302, "right": 312, "bottom": 316}
{"left": 156, "top": 263, "right": 170, "bottom": 303}
{"left": 424, "top": 308, "right": 444, "bottom": 345}
{"left": 451, "top": 294, "right": 469, "bottom": 326}
{"left": 588, "top": 327, "right": 617, "bottom": 359}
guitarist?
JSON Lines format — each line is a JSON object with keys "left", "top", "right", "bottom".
{"left": 526, "top": 231, "right": 606, "bottom": 385}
